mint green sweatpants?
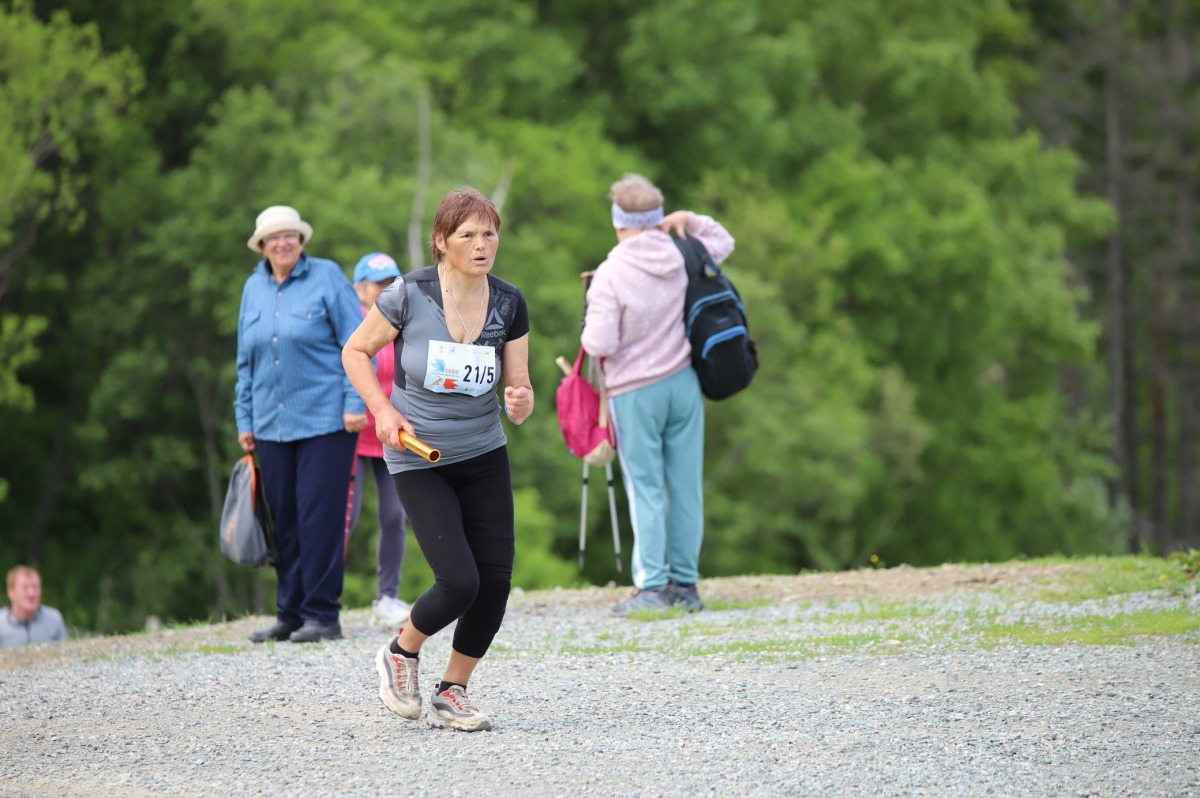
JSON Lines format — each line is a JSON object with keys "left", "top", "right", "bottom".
{"left": 609, "top": 366, "right": 705, "bottom": 590}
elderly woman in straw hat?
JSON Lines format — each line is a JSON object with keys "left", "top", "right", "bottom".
{"left": 235, "top": 205, "right": 367, "bottom": 644}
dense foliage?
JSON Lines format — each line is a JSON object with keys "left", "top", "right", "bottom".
{"left": 2, "top": 0, "right": 1167, "bottom": 633}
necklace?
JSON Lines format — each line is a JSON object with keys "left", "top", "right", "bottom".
{"left": 441, "top": 267, "right": 488, "bottom": 343}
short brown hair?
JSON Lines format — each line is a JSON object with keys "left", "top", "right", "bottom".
{"left": 610, "top": 173, "right": 664, "bottom": 213}
{"left": 429, "top": 187, "right": 502, "bottom": 263}
{"left": 7, "top": 565, "right": 39, "bottom": 591}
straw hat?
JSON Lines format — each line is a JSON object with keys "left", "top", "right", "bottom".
{"left": 247, "top": 205, "right": 314, "bottom": 252}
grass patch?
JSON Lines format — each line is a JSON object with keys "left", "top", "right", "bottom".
{"left": 830, "top": 599, "right": 938, "bottom": 624}
{"left": 704, "top": 598, "right": 772, "bottom": 612}
{"left": 980, "top": 608, "right": 1200, "bottom": 648}
{"left": 1021, "top": 555, "right": 1186, "bottom": 602}
{"left": 675, "top": 623, "right": 729, "bottom": 638}
{"left": 466, "top": 559, "right": 1200, "bottom": 664}
{"left": 555, "top": 642, "right": 655, "bottom": 656}
{"left": 683, "top": 633, "right": 916, "bottom": 660}
{"left": 626, "top": 606, "right": 688, "bottom": 622}
{"left": 138, "top": 643, "right": 248, "bottom": 661}
{"left": 180, "top": 643, "right": 246, "bottom": 656}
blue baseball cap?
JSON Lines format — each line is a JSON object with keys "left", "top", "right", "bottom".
{"left": 352, "top": 252, "right": 402, "bottom": 283}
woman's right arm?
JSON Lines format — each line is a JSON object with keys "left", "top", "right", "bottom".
{"left": 581, "top": 270, "right": 621, "bottom": 358}
{"left": 342, "top": 306, "right": 413, "bottom": 450}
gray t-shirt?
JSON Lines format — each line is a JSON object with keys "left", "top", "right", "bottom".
{"left": 375, "top": 266, "right": 530, "bottom": 473}
{"left": 0, "top": 606, "right": 68, "bottom": 647}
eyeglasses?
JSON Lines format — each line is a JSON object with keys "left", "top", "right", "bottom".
{"left": 263, "top": 231, "right": 302, "bottom": 245}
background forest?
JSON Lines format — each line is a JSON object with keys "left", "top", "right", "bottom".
{"left": 2, "top": 0, "right": 1196, "bottom": 634}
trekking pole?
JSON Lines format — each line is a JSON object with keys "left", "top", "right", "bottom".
{"left": 579, "top": 459, "right": 589, "bottom": 569}
{"left": 576, "top": 269, "right": 625, "bottom": 575}
{"left": 605, "top": 461, "right": 622, "bottom": 572}
{"left": 585, "top": 351, "right": 622, "bottom": 574}
{"left": 578, "top": 271, "right": 593, "bottom": 571}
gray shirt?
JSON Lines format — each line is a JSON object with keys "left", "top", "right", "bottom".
{"left": 375, "top": 266, "right": 529, "bottom": 473}
{"left": 0, "top": 606, "right": 68, "bottom": 647}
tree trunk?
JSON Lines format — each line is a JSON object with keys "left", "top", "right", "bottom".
{"left": 1175, "top": 176, "right": 1197, "bottom": 549}
{"left": 29, "top": 407, "right": 70, "bottom": 565}
{"left": 1164, "top": 0, "right": 1198, "bottom": 549}
{"left": 187, "top": 360, "right": 233, "bottom": 613}
{"left": 407, "top": 90, "right": 432, "bottom": 272}
{"left": 0, "top": 221, "right": 39, "bottom": 304}
{"left": 491, "top": 159, "right": 516, "bottom": 216}
{"left": 1149, "top": 264, "right": 1170, "bottom": 552}
{"left": 1103, "top": 0, "right": 1138, "bottom": 550}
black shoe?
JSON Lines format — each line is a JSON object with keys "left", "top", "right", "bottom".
{"left": 289, "top": 620, "right": 342, "bottom": 643}
{"left": 249, "top": 619, "right": 301, "bottom": 643}
{"left": 666, "top": 582, "right": 705, "bottom": 613}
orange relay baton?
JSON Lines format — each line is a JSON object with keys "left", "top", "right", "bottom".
{"left": 398, "top": 430, "right": 440, "bottom": 463}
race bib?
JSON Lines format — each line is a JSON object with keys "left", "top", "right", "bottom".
{"left": 424, "top": 340, "right": 498, "bottom": 397}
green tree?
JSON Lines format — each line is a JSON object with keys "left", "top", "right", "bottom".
{"left": 0, "top": 1, "right": 140, "bottom": 510}
{"left": 594, "top": 0, "right": 1119, "bottom": 567}
{"left": 0, "top": 0, "right": 1128, "bottom": 633}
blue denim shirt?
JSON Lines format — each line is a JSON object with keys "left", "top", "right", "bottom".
{"left": 235, "top": 254, "right": 365, "bottom": 442}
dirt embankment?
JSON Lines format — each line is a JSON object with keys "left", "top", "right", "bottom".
{"left": 0, "top": 561, "right": 1082, "bottom": 671}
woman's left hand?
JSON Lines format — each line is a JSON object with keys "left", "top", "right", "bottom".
{"left": 344, "top": 413, "right": 368, "bottom": 434}
{"left": 503, "top": 385, "right": 534, "bottom": 425}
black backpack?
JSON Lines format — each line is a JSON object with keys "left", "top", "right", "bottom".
{"left": 675, "top": 236, "right": 758, "bottom": 400}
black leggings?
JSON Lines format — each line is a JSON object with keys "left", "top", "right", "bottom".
{"left": 392, "top": 446, "right": 514, "bottom": 659}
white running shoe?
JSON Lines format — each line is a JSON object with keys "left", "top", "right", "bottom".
{"left": 428, "top": 685, "right": 493, "bottom": 732}
{"left": 376, "top": 639, "right": 421, "bottom": 720}
{"left": 371, "top": 596, "right": 411, "bottom": 627}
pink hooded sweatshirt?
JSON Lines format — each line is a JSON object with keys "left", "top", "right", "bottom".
{"left": 582, "top": 213, "right": 735, "bottom": 396}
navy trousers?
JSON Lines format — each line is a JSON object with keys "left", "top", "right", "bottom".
{"left": 257, "top": 431, "right": 357, "bottom": 625}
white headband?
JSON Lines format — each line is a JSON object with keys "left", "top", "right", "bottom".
{"left": 612, "top": 203, "right": 663, "bottom": 229}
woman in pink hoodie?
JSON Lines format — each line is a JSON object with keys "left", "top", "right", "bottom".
{"left": 582, "top": 173, "right": 735, "bottom": 615}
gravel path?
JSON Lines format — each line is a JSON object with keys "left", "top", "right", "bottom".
{"left": 1, "top": 568, "right": 1198, "bottom": 797}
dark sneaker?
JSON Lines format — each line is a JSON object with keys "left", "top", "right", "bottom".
{"left": 288, "top": 620, "right": 342, "bottom": 643}
{"left": 376, "top": 639, "right": 422, "bottom": 720}
{"left": 428, "top": 685, "right": 493, "bottom": 732}
{"left": 248, "top": 619, "right": 301, "bottom": 643}
{"left": 611, "top": 588, "right": 674, "bottom": 616}
{"left": 667, "top": 582, "right": 705, "bottom": 612}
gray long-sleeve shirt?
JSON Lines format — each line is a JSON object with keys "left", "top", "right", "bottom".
{"left": 0, "top": 606, "right": 68, "bottom": 646}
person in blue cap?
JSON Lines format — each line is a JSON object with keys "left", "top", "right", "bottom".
{"left": 349, "top": 252, "right": 411, "bottom": 629}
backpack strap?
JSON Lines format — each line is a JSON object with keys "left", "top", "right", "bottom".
{"left": 674, "top": 235, "right": 717, "bottom": 280}
{"left": 587, "top": 356, "right": 610, "bottom": 430}
{"left": 578, "top": 346, "right": 610, "bottom": 430}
